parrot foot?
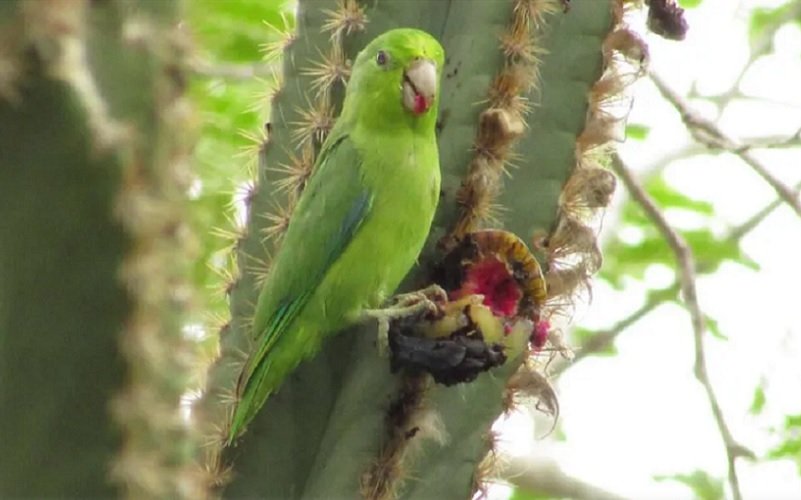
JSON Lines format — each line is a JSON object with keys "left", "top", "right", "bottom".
{"left": 390, "top": 284, "right": 448, "bottom": 308}
{"left": 364, "top": 289, "right": 445, "bottom": 357}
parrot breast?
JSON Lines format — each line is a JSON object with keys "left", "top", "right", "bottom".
{"left": 324, "top": 128, "right": 440, "bottom": 320}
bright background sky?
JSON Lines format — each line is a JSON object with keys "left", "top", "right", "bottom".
{"left": 492, "top": 0, "right": 801, "bottom": 498}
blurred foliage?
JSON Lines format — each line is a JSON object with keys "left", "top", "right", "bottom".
{"left": 678, "top": 0, "right": 704, "bottom": 9}
{"left": 749, "top": 1, "right": 801, "bottom": 46}
{"left": 185, "top": 0, "right": 291, "bottom": 354}
{"left": 768, "top": 414, "right": 801, "bottom": 474}
{"left": 509, "top": 488, "right": 552, "bottom": 500}
{"left": 702, "top": 314, "right": 727, "bottom": 341}
{"left": 655, "top": 470, "right": 725, "bottom": 500}
{"left": 600, "top": 173, "right": 758, "bottom": 289}
{"left": 190, "top": 0, "right": 287, "bottom": 62}
{"left": 626, "top": 124, "right": 651, "bottom": 141}
{"left": 749, "top": 384, "right": 766, "bottom": 415}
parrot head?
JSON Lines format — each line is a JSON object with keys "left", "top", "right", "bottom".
{"left": 343, "top": 28, "right": 445, "bottom": 128}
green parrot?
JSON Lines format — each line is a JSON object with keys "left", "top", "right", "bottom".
{"left": 228, "top": 28, "right": 446, "bottom": 442}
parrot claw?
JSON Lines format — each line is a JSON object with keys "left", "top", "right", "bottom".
{"left": 364, "top": 286, "right": 445, "bottom": 356}
{"left": 374, "top": 316, "right": 391, "bottom": 357}
{"left": 391, "top": 284, "right": 448, "bottom": 308}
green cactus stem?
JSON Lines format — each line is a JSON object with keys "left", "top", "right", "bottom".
{"left": 0, "top": 1, "right": 201, "bottom": 497}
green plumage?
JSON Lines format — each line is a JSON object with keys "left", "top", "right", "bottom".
{"left": 229, "top": 29, "right": 445, "bottom": 441}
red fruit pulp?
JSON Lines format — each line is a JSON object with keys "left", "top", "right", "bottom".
{"left": 455, "top": 257, "right": 521, "bottom": 317}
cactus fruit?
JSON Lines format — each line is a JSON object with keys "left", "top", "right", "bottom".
{"left": 387, "top": 229, "right": 549, "bottom": 387}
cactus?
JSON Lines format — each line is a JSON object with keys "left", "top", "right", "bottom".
{"left": 0, "top": 1, "right": 201, "bottom": 498}
{"left": 199, "top": 0, "right": 644, "bottom": 498}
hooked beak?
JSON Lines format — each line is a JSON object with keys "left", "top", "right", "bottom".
{"left": 402, "top": 58, "right": 437, "bottom": 115}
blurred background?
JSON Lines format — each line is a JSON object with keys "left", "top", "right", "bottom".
{"left": 186, "top": 0, "right": 801, "bottom": 498}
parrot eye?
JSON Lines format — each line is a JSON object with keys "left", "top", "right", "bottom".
{"left": 376, "top": 50, "right": 389, "bottom": 67}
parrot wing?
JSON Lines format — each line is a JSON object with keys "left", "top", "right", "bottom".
{"left": 243, "top": 132, "right": 373, "bottom": 388}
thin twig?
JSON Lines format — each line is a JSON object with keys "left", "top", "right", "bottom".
{"left": 650, "top": 71, "right": 801, "bottom": 220}
{"left": 499, "top": 455, "right": 626, "bottom": 500}
{"left": 552, "top": 286, "right": 676, "bottom": 377}
{"left": 730, "top": 179, "right": 801, "bottom": 239}
{"left": 612, "top": 154, "right": 752, "bottom": 500}
{"left": 734, "top": 127, "right": 801, "bottom": 153}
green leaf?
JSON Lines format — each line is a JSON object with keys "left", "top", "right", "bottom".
{"left": 748, "top": 385, "right": 765, "bottom": 415}
{"left": 686, "top": 230, "right": 759, "bottom": 270}
{"left": 509, "top": 487, "right": 554, "bottom": 500}
{"left": 768, "top": 437, "right": 801, "bottom": 473}
{"left": 748, "top": 5, "right": 798, "bottom": 46}
{"left": 602, "top": 228, "right": 752, "bottom": 287}
{"left": 188, "top": 0, "right": 290, "bottom": 62}
{"left": 679, "top": 0, "right": 703, "bottom": 8}
{"left": 603, "top": 189, "right": 759, "bottom": 287}
{"left": 767, "top": 415, "right": 801, "bottom": 473}
{"left": 785, "top": 414, "right": 801, "bottom": 429}
{"left": 704, "top": 315, "right": 728, "bottom": 341}
{"left": 626, "top": 123, "right": 651, "bottom": 141}
{"left": 573, "top": 327, "right": 618, "bottom": 356}
{"left": 645, "top": 176, "right": 714, "bottom": 215}
{"left": 655, "top": 470, "right": 725, "bottom": 500}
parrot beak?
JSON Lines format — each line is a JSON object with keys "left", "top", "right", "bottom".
{"left": 402, "top": 58, "right": 436, "bottom": 115}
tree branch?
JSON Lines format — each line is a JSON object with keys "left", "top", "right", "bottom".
{"left": 611, "top": 154, "right": 752, "bottom": 500}
{"left": 650, "top": 71, "right": 801, "bottom": 220}
{"left": 729, "top": 179, "right": 801, "bottom": 240}
{"left": 498, "top": 455, "right": 626, "bottom": 500}
{"left": 734, "top": 127, "right": 801, "bottom": 152}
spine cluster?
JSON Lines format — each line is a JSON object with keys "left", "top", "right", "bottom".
{"left": 539, "top": 5, "right": 646, "bottom": 305}
{"left": 442, "top": 0, "right": 560, "bottom": 253}
{"left": 361, "top": 374, "right": 434, "bottom": 500}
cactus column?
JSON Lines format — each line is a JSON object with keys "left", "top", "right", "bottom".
{"left": 0, "top": 1, "right": 201, "bottom": 497}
